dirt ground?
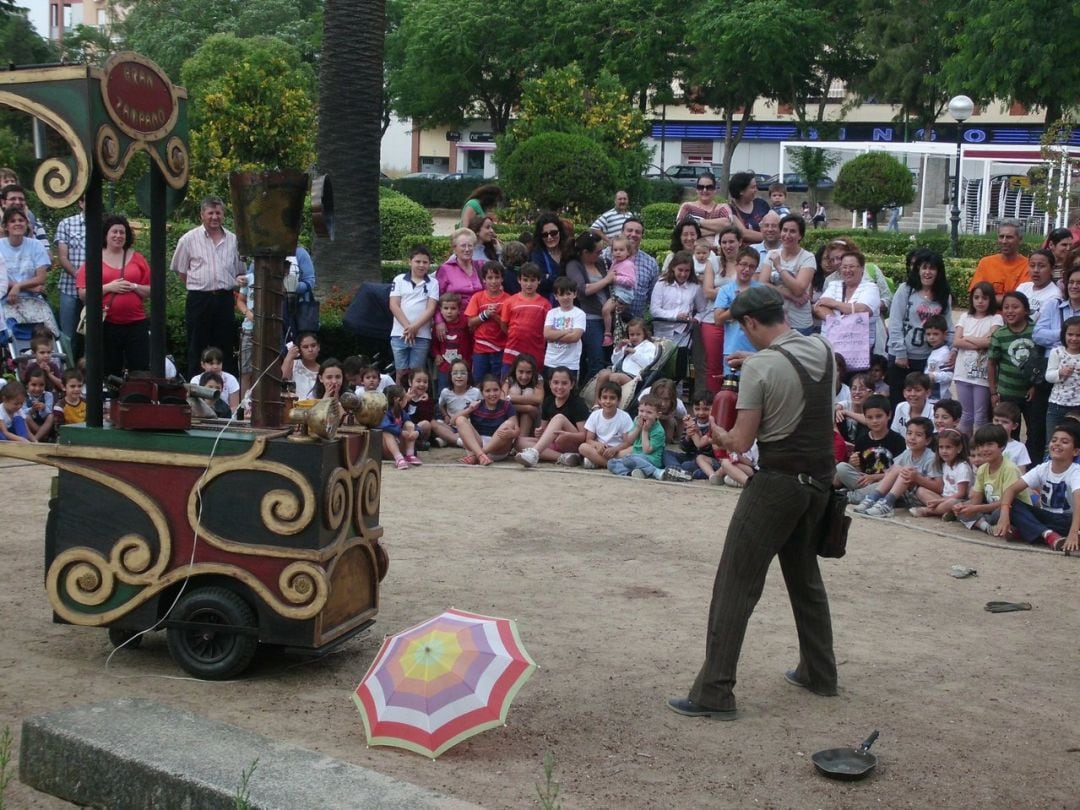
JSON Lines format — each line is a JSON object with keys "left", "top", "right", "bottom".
{"left": 2, "top": 452, "right": 1079, "bottom": 809}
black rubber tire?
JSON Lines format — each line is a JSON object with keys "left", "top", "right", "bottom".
{"left": 165, "top": 586, "right": 258, "bottom": 680}
{"left": 107, "top": 626, "right": 143, "bottom": 649}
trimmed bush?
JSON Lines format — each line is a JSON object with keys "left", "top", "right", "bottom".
{"left": 500, "top": 132, "right": 617, "bottom": 217}
{"left": 640, "top": 203, "right": 682, "bottom": 236}
{"left": 638, "top": 179, "right": 685, "bottom": 206}
{"left": 379, "top": 186, "right": 434, "bottom": 260}
{"left": 386, "top": 177, "right": 492, "bottom": 209}
{"left": 833, "top": 152, "right": 916, "bottom": 228}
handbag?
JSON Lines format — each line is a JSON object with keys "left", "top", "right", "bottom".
{"left": 822, "top": 310, "right": 870, "bottom": 371}
{"left": 75, "top": 251, "right": 125, "bottom": 335}
{"left": 817, "top": 489, "right": 851, "bottom": 559}
{"left": 294, "top": 298, "right": 321, "bottom": 333}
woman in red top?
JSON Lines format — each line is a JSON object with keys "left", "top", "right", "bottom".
{"left": 76, "top": 214, "right": 151, "bottom": 378}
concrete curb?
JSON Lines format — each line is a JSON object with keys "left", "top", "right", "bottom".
{"left": 20, "top": 698, "right": 482, "bottom": 809}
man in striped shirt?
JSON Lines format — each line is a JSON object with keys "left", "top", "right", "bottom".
{"left": 589, "top": 190, "right": 633, "bottom": 242}
{"left": 171, "top": 196, "right": 245, "bottom": 377}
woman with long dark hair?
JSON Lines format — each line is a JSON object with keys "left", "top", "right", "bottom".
{"left": 530, "top": 213, "right": 568, "bottom": 301}
{"left": 458, "top": 184, "right": 503, "bottom": 232}
{"left": 563, "top": 231, "right": 615, "bottom": 383}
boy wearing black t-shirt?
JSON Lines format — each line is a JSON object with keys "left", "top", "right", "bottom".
{"left": 834, "top": 394, "right": 906, "bottom": 490}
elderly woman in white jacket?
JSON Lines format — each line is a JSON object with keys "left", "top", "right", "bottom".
{"left": 650, "top": 250, "right": 706, "bottom": 385}
{"left": 813, "top": 249, "right": 880, "bottom": 363}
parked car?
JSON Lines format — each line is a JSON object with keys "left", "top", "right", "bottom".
{"left": 402, "top": 172, "right": 446, "bottom": 180}
{"left": 440, "top": 172, "right": 491, "bottom": 182}
{"left": 766, "top": 173, "right": 835, "bottom": 192}
{"left": 645, "top": 164, "right": 724, "bottom": 187}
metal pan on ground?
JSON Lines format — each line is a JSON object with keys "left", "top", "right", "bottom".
{"left": 812, "top": 730, "right": 879, "bottom": 781}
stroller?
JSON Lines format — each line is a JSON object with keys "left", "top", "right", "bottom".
{"left": 579, "top": 337, "right": 678, "bottom": 417}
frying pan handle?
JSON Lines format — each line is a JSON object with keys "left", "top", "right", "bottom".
{"left": 859, "top": 730, "right": 880, "bottom": 752}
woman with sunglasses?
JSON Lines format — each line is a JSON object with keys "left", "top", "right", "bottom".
{"left": 530, "top": 213, "right": 568, "bottom": 301}
{"left": 675, "top": 172, "right": 730, "bottom": 243}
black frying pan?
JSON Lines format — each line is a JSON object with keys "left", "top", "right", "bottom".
{"left": 812, "top": 730, "right": 879, "bottom": 781}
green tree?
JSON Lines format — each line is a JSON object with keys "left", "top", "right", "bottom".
{"left": 387, "top": 0, "right": 562, "bottom": 133}
{"left": 683, "top": 0, "right": 829, "bottom": 194}
{"left": 833, "top": 152, "right": 915, "bottom": 229}
{"left": 113, "top": 0, "right": 322, "bottom": 81}
{"left": 500, "top": 132, "right": 617, "bottom": 218}
{"left": 58, "top": 23, "right": 116, "bottom": 65}
{"left": 315, "top": 0, "right": 385, "bottom": 287}
{"left": 944, "top": 0, "right": 1080, "bottom": 124}
{"left": 0, "top": 10, "right": 56, "bottom": 184}
{"left": 850, "top": 0, "right": 956, "bottom": 139}
{"left": 181, "top": 35, "right": 316, "bottom": 205}
{"left": 788, "top": 148, "right": 841, "bottom": 208}
{"left": 498, "top": 65, "right": 651, "bottom": 200}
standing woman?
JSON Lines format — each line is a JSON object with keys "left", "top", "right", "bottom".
{"left": 724, "top": 172, "right": 770, "bottom": 244}
{"left": 458, "top": 184, "right": 503, "bottom": 232}
{"left": 436, "top": 228, "right": 483, "bottom": 312}
{"left": 563, "top": 232, "right": 614, "bottom": 383}
{"left": 651, "top": 250, "right": 705, "bottom": 387}
{"left": 530, "top": 213, "right": 568, "bottom": 301}
{"left": 885, "top": 249, "right": 954, "bottom": 405}
{"left": 758, "top": 214, "right": 816, "bottom": 335}
{"left": 675, "top": 172, "right": 730, "bottom": 241}
{"left": 75, "top": 215, "right": 151, "bottom": 378}
{"left": 1045, "top": 228, "right": 1074, "bottom": 285}
{"left": 0, "top": 206, "right": 59, "bottom": 336}
{"left": 696, "top": 226, "right": 739, "bottom": 394}
{"left": 662, "top": 218, "right": 704, "bottom": 274}
{"left": 471, "top": 216, "right": 502, "bottom": 264}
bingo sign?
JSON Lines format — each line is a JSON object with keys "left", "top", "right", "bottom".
{"left": 101, "top": 53, "right": 178, "bottom": 142}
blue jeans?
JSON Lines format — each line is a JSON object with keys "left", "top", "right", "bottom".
{"left": 390, "top": 336, "right": 431, "bottom": 373}
{"left": 59, "top": 291, "right": 81, "bottom": 340}
{"left": 1008, "top": 499, "right": 1071, "bottom": 543}
{"left": 473, "top": 352, "right": 502, "bottom": 383}
{"left": 608, "top": 454, "right": 661, "bottom": 478}
{"left": 580, "top": 318, "right": 605, "bottom": 385}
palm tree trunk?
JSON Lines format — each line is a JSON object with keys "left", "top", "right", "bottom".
{"left": 314, "top": 0, "right": 385, "bottom": 291}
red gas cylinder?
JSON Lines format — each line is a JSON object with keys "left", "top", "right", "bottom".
{"left": 711, "top": 374, "right": 739, "bottom": 431}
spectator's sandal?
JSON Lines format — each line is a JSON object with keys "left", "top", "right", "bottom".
{"left": 984, "top": 601, "right": 1032, "bottom": 613}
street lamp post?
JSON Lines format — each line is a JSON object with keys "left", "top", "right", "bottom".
{"left": 948, "top": 94, "right": 974, "bottom": 258}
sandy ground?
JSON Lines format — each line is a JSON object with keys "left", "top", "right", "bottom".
{"left": 2, "top": 452, "right": 1079, "bottom": 809}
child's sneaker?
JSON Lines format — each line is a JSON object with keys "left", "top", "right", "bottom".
{"left": 661, "top": 466, "right": 693, "bottom": 482}
{"left": 909, "top": 507, "right": 931, "bottom": 517}
{"left": 1047, "top": 532, "right": 1066, "bottom": 551}
{"left": 582, "top": 458, "right": 597, "bottom": 470}
{"left": 723, "top": 475, "right": 743, "bottom": 488}
{"left": 395, "top": 458, "right": 410, "bottom": 470}
{"left": 708, "top": 473, "right": 723, "bottom": 485}
{"left": 853, "top": 498, "right": 876, "bottom": 514}
{"left": 863, "top": 500, "right": 894, "bottom": 518}
{"left": 431, "top": 436, "right": 447, "bottom": 448}
{"left": 556, "top": 452, "right": 582, "bottom": 467}
{"left": 630, "top": 469, "right": 648, "bottom": 479}
{"left": 516, "top": 447, "right": 540, "bottom": 468}
{"left": 404, "top": 454, "right": 422, "bottom": 466}
{"left": 973, "top": 517, "right": 992, "bottom": 534}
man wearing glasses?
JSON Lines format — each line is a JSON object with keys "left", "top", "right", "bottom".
{"left": 601, "top": 217, "right": 659, "bottom": 319}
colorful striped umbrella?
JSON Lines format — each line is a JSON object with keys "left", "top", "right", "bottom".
{"left": 353, "top": 608, "right": 537, "bottom": 758}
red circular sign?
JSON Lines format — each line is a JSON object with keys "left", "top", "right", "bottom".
{"left": 102, "top": 53, "right": 177, "bottom": 141}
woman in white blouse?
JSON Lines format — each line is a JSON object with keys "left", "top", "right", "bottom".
{"left": 813, "top": 249, "right": 881, "bottom": 350}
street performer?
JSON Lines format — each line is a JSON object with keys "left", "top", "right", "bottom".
{"left": 668, "top": 285, "right": 838, "bottom": 719}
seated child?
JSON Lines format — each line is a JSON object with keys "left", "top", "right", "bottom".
{"left": 677, "top": 390, "right": 722, "bottom": 481}
{"left": 868, "top": 355, "right": 889, "bottom": 397}
{"left": 454, "top": 374, "right": 519, "bottom": 466}
{"left": 312, "top": 358, "right": 345, "bottom": 399}
{"left": 592, "top": 319, "right": 658, "bottom": 406}
{"left": 933, "top": 398, "right": 963, "bottom": 434}
{"left": 719, "top": 440, "right": 758, "bottom": 488}
{"left": 606, "top": 394, "right": 687, "bottom": 481}
{"left": 992, "top": 401, "right": 1032, "bottom": 473}
{"left": 834, "top": 394, "right": 906, "bottom": 491}
{"left": 851, "top": 417, "right": 939, "bottom": 517}
{"left": 195, "top": 371, "right": 234, "bottom": 418}
{"left": 200, "top": 347, "right": 240, "bottom": 411}
{"left": 577, "top": 381, "right": 634, "bottom": 470}
{"left": 21, "top": 334, "right": 63, "bottom": 393}
{"left": 344, "top": 355, "right": 395, "bottom": 394}
{"left": 923, "top": 314, "right": 953, "bottom": 403}
{"left": 515, "top": 366, "right": 590, "bottom": 467}
{"left": 953, "top": 424, "right": 1029, "bottom": 533}
{"left": 404, "top": 369, "right": 435, "bottom": 448}
{"left": 602, "top": 236, "right": 637, "bottom": 346}
{"left": 891, "top": 371, "right": 933, "bottom": 433}
{"left": 22, "top": 367, "right": 55, "bottom": 441}
{"left": 994, "top": 421, "right": 1080, "bottom": 552}
{"left": 51, "top": 369, "right": 86, "bottom": 429}
{"left": 280, "top": 331, "right": 321, "bottom": 400}
{"left": 0, "top": 380, "right": 32, "bottom": 442}
{"left": 639, "top": 378, "right": 687, "bottom": 443}
{"left": 502, "top": 354, "right": 543, "bottom": 439}
{"left": 834, "top": 372, "right": 873, "bottom": 442}
{"left": 909, "top": 428, "right": 972, "bottom": 518}
{"left": 431, "top": 359, "right": 480, "bottom": 448}
{"left": 380, "top": 384, "right": 421, "bottom": 469}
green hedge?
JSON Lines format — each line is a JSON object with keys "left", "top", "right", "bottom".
{"left": 638, "top": 179, "right": 685, "bottom": 206}
{"left": 379, "top": 187, "right": 435, "bottom": 260}
{"left": 385, "top": 177, "right": 488, "bottom": 209}
{"left": 641, "top": 202, "right": 682, "bottom": 235}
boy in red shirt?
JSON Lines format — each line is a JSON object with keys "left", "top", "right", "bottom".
{"left": 500, "top": 263, "right": 550, "bottom": 378}
{"left": 431, "top": 291, "right": 472, "bottom": 396}
{"left": 464, "top": 261, "right": 508, "bottom": 384}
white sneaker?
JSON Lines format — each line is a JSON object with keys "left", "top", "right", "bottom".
{"left": 583, "top": 458, "right": 597, "bottom": 469}
{"left": 864, "top": 500, "right": 894, "bottom": 518}
{"left": 515, "top": 448, "right": 540, "bottom": 468}
{"left": 723, "top": 475, "right": 743, "bottom": 488}
{"left": 853, "top": 498, "right": 876, "bottom": 514}
{"left": 630, "top": 469, "right": 648, "bottom": 479}
{"left": 557, "top": 452, "right": 582, "bottom": 467}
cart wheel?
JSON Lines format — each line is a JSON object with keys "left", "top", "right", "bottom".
{"left": 107, "top": 627, "right": 143, "bottom": 649}
{"left": 166, "top": 587, "right": 258, "bottom": 680}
